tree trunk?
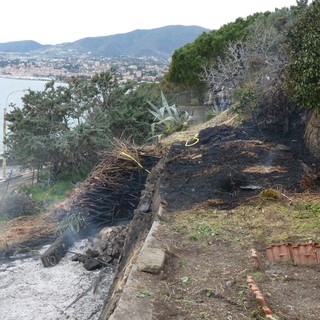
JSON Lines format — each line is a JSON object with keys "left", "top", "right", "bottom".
{"left": 304, "top": 109, "right": 320, "bottom": 159}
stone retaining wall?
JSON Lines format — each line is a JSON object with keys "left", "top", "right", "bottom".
{"left": 99, "top": 158, "right": 165, "bottom": 319}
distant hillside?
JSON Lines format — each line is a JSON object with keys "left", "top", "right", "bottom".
{"left": 0, "top": 40, "right": 50, "bottom": 53}
{"left": 68, "top": 25, "right": 210, "bottom": 58}
{"left": 0, "top": 25, "right": 209, "bottom": 59}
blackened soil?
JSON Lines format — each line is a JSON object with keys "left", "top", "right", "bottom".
{"left": 161, "top": 123, "right": 319, "bottom": 212}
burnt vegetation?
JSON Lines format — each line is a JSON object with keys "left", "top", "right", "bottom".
{"left": 62, "top": 145, "right": 160, "bottom": 231}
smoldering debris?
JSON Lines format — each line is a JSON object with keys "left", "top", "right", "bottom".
{"left": 67, "top": 145, "right": 159, "bottom": 227}
{"left": 0, "top": 240, "right": 114, "bottom": 320}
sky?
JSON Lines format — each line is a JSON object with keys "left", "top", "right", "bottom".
{"left": 1, "top": 0, "right": 299, "bottom": 45}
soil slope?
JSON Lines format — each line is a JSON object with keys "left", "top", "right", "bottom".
{"left": 140, "top": 117, "right": 320, "bottom": 320}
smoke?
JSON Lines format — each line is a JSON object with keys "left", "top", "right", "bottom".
{"left": 0, "top": 240, "right": 114, "bottom": 320}
{"left": 263, "top": 150, "right": 276, "bottom": 173}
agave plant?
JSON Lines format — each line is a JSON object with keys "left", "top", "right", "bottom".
{"left": 147, "top": 91, "right": 192, "bottom": 138}
{"left": 205, "top": 104, "right": 222, "bottom": 121}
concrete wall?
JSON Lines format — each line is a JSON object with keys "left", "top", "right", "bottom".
{"left": 179, "top": 105, "right": 212, "bottom": 123}
{"left": 99, "top": 159, "right": 165, "bottom": 319}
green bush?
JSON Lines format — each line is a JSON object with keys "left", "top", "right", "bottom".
{"left": 285, "top": 1, "right": 320, "bottom": 109}
{"left": 204, "top": 105, "right": 222, "bottom": 121}
{"left": 20, "top": 169, "right": 88, "bottom": 205}
{"left": 56, "top": 211, "right": 87, "bottom": 234}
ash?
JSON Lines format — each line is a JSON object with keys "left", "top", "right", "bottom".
{"left": 0, "top": 240, "right": 114, "bottom": 320}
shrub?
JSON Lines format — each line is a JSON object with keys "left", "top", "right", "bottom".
{"left": 259, "top": 188, "right": 281, "bottom": 200}
{"left": 55, "top": 211, "right": 87, "bottom": 234}
{"left": 147, "top": 91, "right": 193, "bottom": 140}
{"left": 285, "top": 1, "right": 320, "bottom": 109}
{"left": 0, "top": 192, "right": 40, "bottom": 219}
{"left": 205, "top": 105, "right": 222, "bottom": 121}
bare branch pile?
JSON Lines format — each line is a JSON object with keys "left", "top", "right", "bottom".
{"left": 68, "top": 144, "right": 159, "bottom": 227}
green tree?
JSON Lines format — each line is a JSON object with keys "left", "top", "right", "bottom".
{"left": 6, "top": 71, "right": 163, "bottom": 182}
{"left": 285, "top": 0, "right": 320, "bottom": 109}
{"left": 107, "top": 82, "right": 160, "bottom": 143}
{"left": 296, "top": 0, "right": 309, "bottom": 9}
{"left": 165, "top": 14, "right": 259, "bottom": 94}
{"left": 6, "top": 72, "right": 122, "bottom": 181}
{"left": 89, "top": 69, "right": 121, "bottom": 110}
{"left": 201, "top": 9, "right": 292, "bottom": 103}
{"left": 6, "top": 81, "right": 73, "bottom": 179}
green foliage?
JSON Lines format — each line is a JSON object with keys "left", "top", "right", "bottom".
{"left": 296, "top": 0, "right": 309, "bottom": 9}
{"left": 137, "top": 290, "right": 153, "bottom": 298}
{"left": 232, "top": 88, "right": 259, "bottom": 119}
{"left": 147, "top": 91, "right": 193, "bottom": 139}
{"left": 6, "top": 71, "right": 166, "bottom": 181}
{"left": 201, "top": 6, "right": 296, "bottom": 125}
{"left": 285, "top": 0, "right": 320, "bottom": 109}
{"left": 20, "top": 169, "right": 87, "bottom": 204}
{"left": 204, "top": 105, "right": 222, "bottom": 121}
{"left": 180, "top": 276, "right": 190, "bottom": 284}
{"left": 203, "top": 289, "right": 213, "bottom": 297}
{"left": 56, "top": 212, "right": 87, "bottom": 234}
{"left": 0, "top": 192, "right": 40, "bottom": 220}
{"left": 107, "top": 82, "right": 160, "bottom": 143}
{"left": 165, "top": 14, "right": 259, "bottom": 91}
{"left": 188, "top": 222, "right": 218, "bottom": 241}
{"left": 89, "top": 70, "right": 122, "bottom": 110}
{"left": 6, "top": 71, "right": 123, "bottom": 180}
{"left": 293, "top": 201, "right": 320, "bottom": 218}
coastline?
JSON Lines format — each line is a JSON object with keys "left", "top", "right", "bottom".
{"left": 0, "top": 74, "right": 62, "bottom": 83}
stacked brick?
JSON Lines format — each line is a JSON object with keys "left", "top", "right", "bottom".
{"left": 266, "top": 242, "right": 320, "bottom": 265}
{"left": 247, "top": 276, "right": 277, "bottom": 320}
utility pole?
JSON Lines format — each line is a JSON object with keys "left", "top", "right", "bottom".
{"left": 2, "top": 106, "right": 7, "bottom": 180}
{"left": 1, "top": 89, "right": 28, "bottom": 181}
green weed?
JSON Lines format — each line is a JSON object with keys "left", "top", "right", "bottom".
{"left": 137, "top": 290, "right": 153, "bottom": 298}
{"left": 56, "top": 212, "right": 87, "bottom": 234}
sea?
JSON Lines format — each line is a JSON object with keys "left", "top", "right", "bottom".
{"left": 0, "top": 77, "right": 59, "bottom": 154}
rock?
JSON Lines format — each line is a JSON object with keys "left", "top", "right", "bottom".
{"left": 137, "top": 247, "right": 165, "bottom": 274}
{"left": 86, "top": 245, "right": 99, "bottom": 257}
{"left": 71, "top": 253, "right": 87, "bottom": 263}
{"left": 99, "top": 227, "right": 113, "bottom": 239}
{"left": 226, "top": 280, "right": 236, "bottom": 288}
{"left": 83, "top": 258, "right": 103, "bottom": 271}
{"left": 81, "top": 224, "right": 130, "bottom": 269}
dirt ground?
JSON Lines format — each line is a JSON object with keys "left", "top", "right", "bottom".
{"left": 143, "top": 118, "right": 320, "bottom": 320}
{"left": 1, "top": 112, "right": 320, "bottom": 320}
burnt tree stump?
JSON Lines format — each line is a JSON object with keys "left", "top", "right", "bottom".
{"left": 40, "top": 231, "right": 75, "bottom": 267}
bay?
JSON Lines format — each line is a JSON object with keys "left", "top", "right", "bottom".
{"left": 0, "top": 77, "right": 52, "bottom": 154}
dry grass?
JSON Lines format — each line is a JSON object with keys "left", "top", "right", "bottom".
{"left": 170, "top": 193, "right": 320, "bottom": 246}
{"left": 0, "top": 212, "right": 57, "bottom": 251}
{"left": 160, "top": 109, "right": 239, "bottom": 147}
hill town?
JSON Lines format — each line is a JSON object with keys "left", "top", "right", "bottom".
{"left": 0, "top": 52, "right": 170, "bottom": 83}
{"left": 0, "top": 25, "right": 209, "bottom": 83}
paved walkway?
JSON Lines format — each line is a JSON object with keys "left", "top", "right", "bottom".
{"left": 0, "top": 171, "right": 34, "bottom": 196}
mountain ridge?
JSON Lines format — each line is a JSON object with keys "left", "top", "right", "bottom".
{"left": 0, "top": 25, "right": 210, "bottom": 59}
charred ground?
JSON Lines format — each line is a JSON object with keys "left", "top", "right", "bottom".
{"left": 1, "top": 113, "right": 320, "bottom": 320}
{"left": 144, "top": 119, "right": 320, "bottom": 320}
{"left": 161, "top": 122, "right": 318, "bottom": 212}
